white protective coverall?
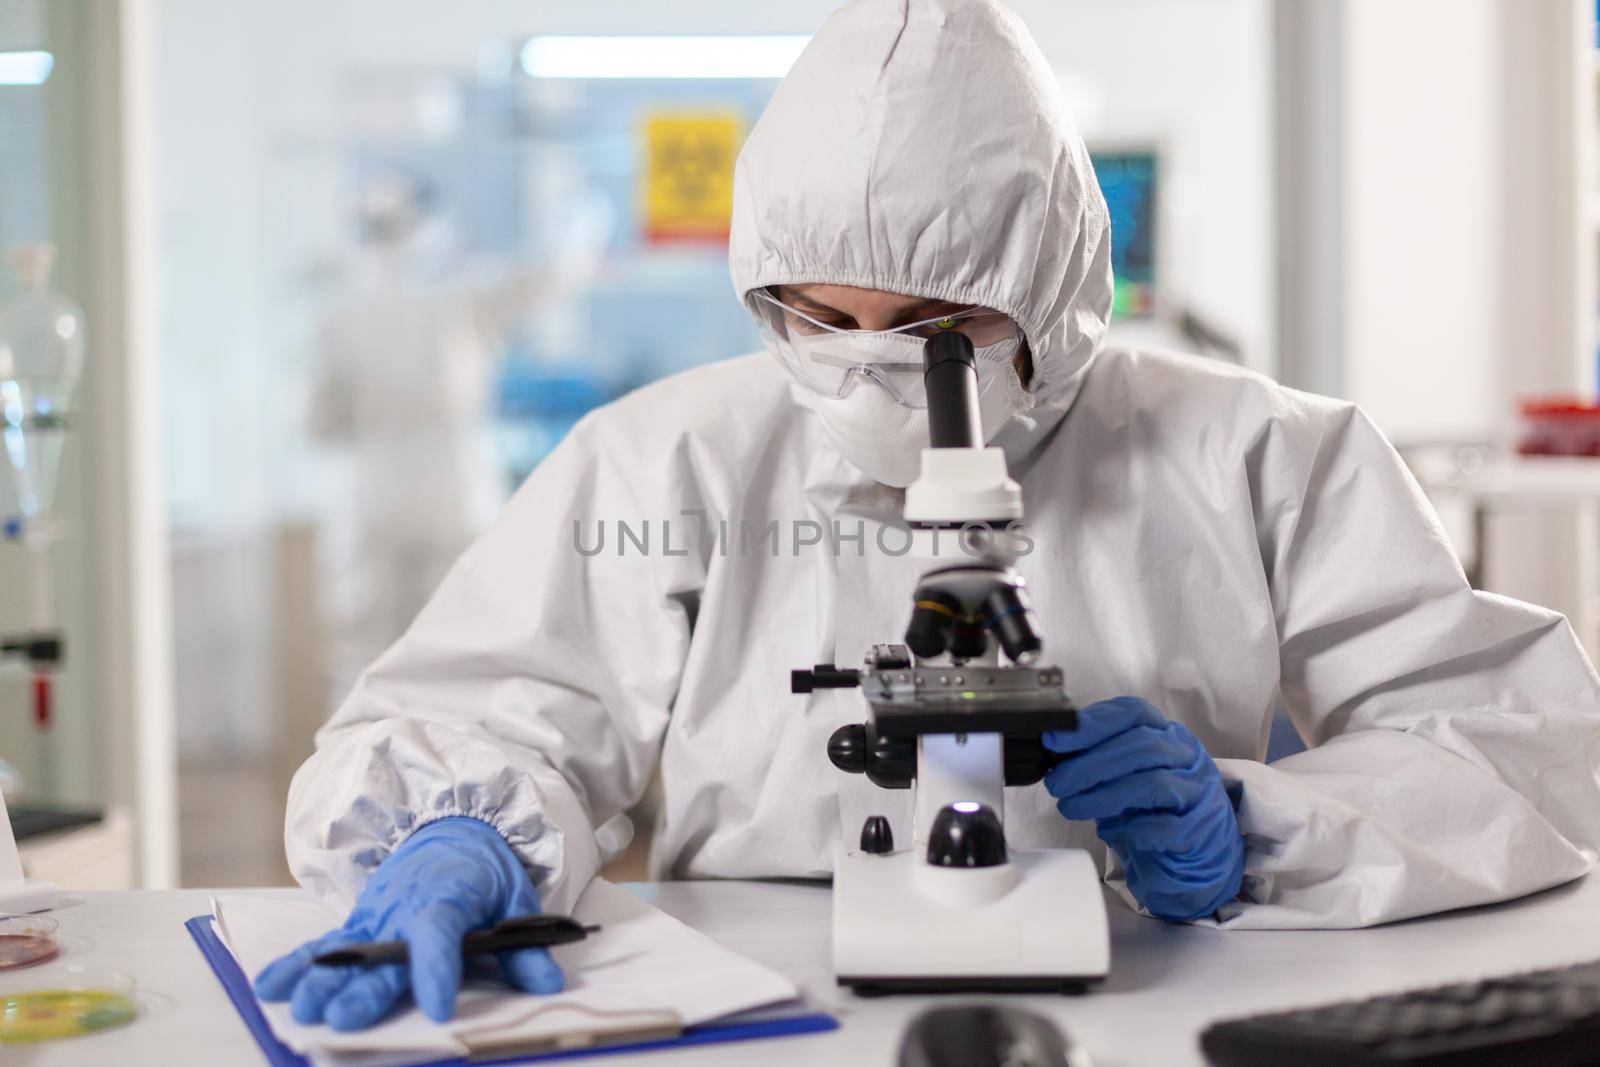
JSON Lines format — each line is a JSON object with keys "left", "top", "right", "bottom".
{"left": 286, "top": 0, "right": 1600, "bottom": 928}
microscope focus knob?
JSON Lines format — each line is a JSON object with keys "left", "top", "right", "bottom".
{"left": 926, "top": 802, "right": 1007, "bottom": 868}
{"left": 828, "top": 724, "right": 868, "bottom": 774}
{"left": 828, "top": 723, "right": 915, "bottom": 787}
{"left": 860, "top": 815, "right": 895, "bottom": 854}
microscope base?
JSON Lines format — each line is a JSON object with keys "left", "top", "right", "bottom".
{"left": 842, "top": 975, "right": 1093, "bottom": 997}
{"left": 832, "top": 847, "right": 1110, "bottom": 994}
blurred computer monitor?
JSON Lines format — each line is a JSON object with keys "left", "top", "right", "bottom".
{"left": 1089, "top": 149, "right": 1158, "bottom": 319}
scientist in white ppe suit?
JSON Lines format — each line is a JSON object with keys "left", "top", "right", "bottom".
{"left": 257, "top": 0, "right": 1600, "bottom": 1031}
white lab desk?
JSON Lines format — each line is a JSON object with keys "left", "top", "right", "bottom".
{"left": 16, "top": 875, "right": 1600, "bottom": 1067}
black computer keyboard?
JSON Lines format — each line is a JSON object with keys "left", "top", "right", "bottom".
{"left": 1200, "top": 958, "right": 1600, "bottom": 1066}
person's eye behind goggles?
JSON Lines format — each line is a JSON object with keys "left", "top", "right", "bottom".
{"left": 750, "top": 287, "right": 1017, "bottom": 345}
{"left": 748, "top": 287, "right": 1025, "bottom": 410}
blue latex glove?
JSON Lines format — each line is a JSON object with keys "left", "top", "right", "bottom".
{"left": 1043, "top": 697, "right": 1245, "bottom": 921}
{"left": 254, "top": 817, "right": 563, "bottom": 1030}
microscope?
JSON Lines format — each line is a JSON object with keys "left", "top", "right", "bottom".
{"left": 792, "top": 331, "right": 1110, "bottom": 995}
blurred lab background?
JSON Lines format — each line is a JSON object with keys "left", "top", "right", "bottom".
{"left": 3, "top": 0, "right": 1598, "bottom": 889}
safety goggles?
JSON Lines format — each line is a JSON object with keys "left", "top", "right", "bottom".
{"left": 748, "top": 288, "right": 1021, "bottom": 409}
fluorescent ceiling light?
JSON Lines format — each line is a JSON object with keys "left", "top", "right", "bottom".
{"left": 0, "top": 51, "right": 53, "bottom": 87}
{"left": 520, "top": 35, "right": 809, "bottom": 80}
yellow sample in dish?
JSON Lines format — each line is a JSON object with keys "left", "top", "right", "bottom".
{"left": 0, "top": 989, "right": 138, "bottom": 1043}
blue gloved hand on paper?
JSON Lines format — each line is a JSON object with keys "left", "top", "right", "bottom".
{"left": 254, "top": 816, "right": 563, "bottom": 1030}
{"left": 1043, "top": 697, "right": 1245, "bottom": 922}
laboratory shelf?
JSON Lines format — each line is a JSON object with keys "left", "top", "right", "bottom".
{"left": 1409, "top": 453, "right": 1600, "bottom": 504}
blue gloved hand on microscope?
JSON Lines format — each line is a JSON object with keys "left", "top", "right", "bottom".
{"left": 254, "top": 816, "right": 563, "bottom": 1030}
{"left": 1043, "top": 697, "right": 1245, "bottom": 922}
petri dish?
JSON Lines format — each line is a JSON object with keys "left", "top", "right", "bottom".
{"left": 0, "top": 915, "right": 59, "bottom": 971}
{"left": 0, "top": 965, "right": 139, "bottom": 1044}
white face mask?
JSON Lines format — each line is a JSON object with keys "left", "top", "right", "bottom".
{"left": 798, "top": 331, "right": 1033, "bottom": 487}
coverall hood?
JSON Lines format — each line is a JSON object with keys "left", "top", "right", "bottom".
{"left": 729, "top": 0, "right": 1114, "bottom": 408}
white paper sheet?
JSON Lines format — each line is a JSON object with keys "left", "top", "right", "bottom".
{"left": 214, "top": 879, "right": 800, "bottom": 1066}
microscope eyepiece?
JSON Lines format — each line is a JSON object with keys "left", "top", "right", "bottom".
{"left": 922, "top": 332, "right": 982, "bottom": 449}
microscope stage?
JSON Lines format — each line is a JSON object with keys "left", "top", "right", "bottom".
{"left": 861, "top": 663, "right": 1079, "bottom": 737}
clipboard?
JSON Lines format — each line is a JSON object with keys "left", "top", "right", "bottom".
{"left": 185, "top": 915, "right": 838, "bottom": 1067}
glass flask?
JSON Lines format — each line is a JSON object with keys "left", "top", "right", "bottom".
{"left": 0, "top": 243, "right": 86, "bottom": 530}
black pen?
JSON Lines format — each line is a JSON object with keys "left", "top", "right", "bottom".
{"left": 311, "top": 915, "right": 600, "bottom": 968}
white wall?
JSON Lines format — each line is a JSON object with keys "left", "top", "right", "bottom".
{"left": 1342, "top": 0, "right": 1502, "bottom": 439}
{"left": 0, "top": 5, "right": 41, "bottom": 46}
{"left": 1336, "top": 0, "right": 1584, "bottom": 440}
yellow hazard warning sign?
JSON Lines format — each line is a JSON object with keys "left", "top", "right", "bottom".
{"left": 640, "top": 110, "right": 742, "bottom": 244}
